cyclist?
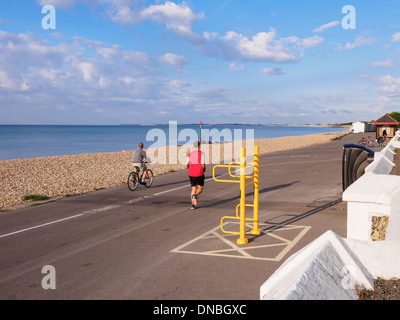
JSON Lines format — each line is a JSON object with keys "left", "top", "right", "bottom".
{"left": 131, "top": 142, "right": 149, "bottom": 185}
{"left": 377, "top": 134, "right": 387, "bottom": 146}
{"left": 185, "top": 140, "right": 206, "bottom": 210}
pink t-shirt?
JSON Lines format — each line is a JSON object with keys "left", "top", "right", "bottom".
{"left": 188, "top": 150, "right": 204, "bottom": 177}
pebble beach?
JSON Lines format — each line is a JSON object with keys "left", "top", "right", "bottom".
{"left": 0, "top": 131, "right": 348, "bottom": 209}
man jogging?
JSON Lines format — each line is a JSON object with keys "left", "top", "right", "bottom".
{"left": 185, "top": 140, "right": 206, "bottom": 210}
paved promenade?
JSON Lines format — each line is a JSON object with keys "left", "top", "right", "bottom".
{"left": 0, "top": 132, "right": 380, "bottom": 300}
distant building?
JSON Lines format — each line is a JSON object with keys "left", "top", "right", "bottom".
{"left": 373, "top": 114, "right": 399, "bottom": 140}
{"left": 352, "top": 121, "right": 375, "bottom": 133}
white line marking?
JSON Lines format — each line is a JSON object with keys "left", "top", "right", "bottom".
{"left": 153, "top": 175, "right": 222, "bottom": 196}
{"left": 0, "top": 204, "right": 126, "bottom": 240}
{"left": 82, "top": 205, "right": 121, "bottom": 214}
{"left": 153, "top": 184, "right": 191, "bottom": 196}
{"left": 124, "top": 196, "right": 150, "bottom": 204}
{"left": 211, "top": 231, "right": 253, "bottom": 258}
{"left": 0, "top": 214, "right": 84, "bottom": 239}
{"left": 171, "top": 222, "right": 311, "bottom": 262}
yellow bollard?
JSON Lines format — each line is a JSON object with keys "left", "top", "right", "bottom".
{"left": 213, "top": 145, "right": 260, "bottom": 245}
{"left": 237, "top": 147, "right": 248, "bottom": 245}
{"left": 251, "top": 145, "right": 261, "bottom": 235}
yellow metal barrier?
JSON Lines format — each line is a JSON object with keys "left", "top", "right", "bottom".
{"left": 212, "top": 146, "right": 260, "bottom": 245}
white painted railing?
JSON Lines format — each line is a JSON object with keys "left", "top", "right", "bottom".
{"left": 343, "top": 130, "right": 400, "bottom": 241}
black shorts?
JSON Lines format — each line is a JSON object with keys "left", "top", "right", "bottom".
{"left": 189, "top": 175, "right": 205, "bottom": 187}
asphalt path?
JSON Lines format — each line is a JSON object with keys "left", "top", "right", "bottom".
{"left": 0, "top": 132, "right": 378, "bottom": 300}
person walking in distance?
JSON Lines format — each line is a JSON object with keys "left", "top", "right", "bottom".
{"left": 185, "top": 141, "right": 206, "bottom": 210}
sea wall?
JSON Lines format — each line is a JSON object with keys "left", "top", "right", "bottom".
{"left": 260, "top": 130, "right": 400, "bottom": 300}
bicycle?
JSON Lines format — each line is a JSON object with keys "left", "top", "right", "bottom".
{"left": 127, "top": 162, "right": 154, "bottom": 191}
{"left": 357, "top": 136, "right": 375, "bottom": 147}
{"left": 377, "top": 136, "right": 388, "bottom": 147}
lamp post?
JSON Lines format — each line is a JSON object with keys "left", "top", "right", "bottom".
{"left": 199, "top": 121, "right": 202, "bottom": 143}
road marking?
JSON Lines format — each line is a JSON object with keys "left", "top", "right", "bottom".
{"left": 82, "top": 204, "right": 121, "bottom": 214}
{"left": 171, "top": 222, "right": 311, "bottom": 262}
{"left": 153, "top": 176, "right": 220, "bottom": 196}
{"left": 124, "top": 196, "right": 150, "bottom": 204}
{"left": 211, "top": 231, "right": 253, "bottom": 258}
{"left": 0, "top": 214, "right": 84, "bottom": 239}
{"left": 153, "top": 184, "right": 191, "bottom": 196}
{"left": 0, "top": 204, "right": 126, "bottom": 240}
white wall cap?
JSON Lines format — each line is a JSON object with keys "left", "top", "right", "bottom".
{"left": 342, "top": 172, "right": 400, "bottom": 205}
{"left": 345, "top": 238, "right": 400, "bottom": 278}
{"left": 391, "top": 140, "right": 400, "bottom": 149}
{"left": 260, "top": 231, "right": 373, "bottom": 300}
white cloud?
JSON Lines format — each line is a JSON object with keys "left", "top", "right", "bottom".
{"left": 216, "top": 28, "right": 323, "bottom": 63}
{"left": 39, "top": 1, "right": 322, "bottom": 65}
{"left": 0, "top": 30, "right": 173, "bottom": 123}
{"left": 392, "top": 32, "right": 400, "bottom": 42}
{"left": 262, "top": 68, "right": 284, "bottom": 75}
{"left": 313, "top": 21, "right": 340, "bottom": 33}
{"left": 38, "top": 0, "right": 78, "bottom": 9}
{"left": 105, "top": 0, "right": 143, "bottom": 26}
{"left": 140, "top": 1, "right": 204, "bottom": 38}
{"left": 159, "top": 53, "right": 189, "bottom": 70}
{"left": 377, "top": 75, "right": 400, "bottom": 95}
{"left": 0, "top": 70, "right": 15, "bottom": 89}
{"left": 78, "top": 62, "right": 95, "bottom": 81}
{"left": 296, "top": 35, "right": 324, "bottom": 49}
{"left": 203, "top": 31, "right": 219, "bottom": 40}
{"left": 370, "top": 58, "right": 396, "bottom": 68}
{"left": 229, "top": 63, "right": 245, "bottom": 71}
{"left": 221, "top": 29, "right": 296, "bottom": 62}
{"left": 339, "top": 35, "right": 377, "bottom": 50}
{"left": 362, "top": 74, "right": 400, "bottom": 107}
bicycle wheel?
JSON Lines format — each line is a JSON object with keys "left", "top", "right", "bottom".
{"left": 357, "top": 140, "right": 365, "bottom": 146}
{"left": 367, "top": 140, "right": 375, "bottom": 147}
{"left": 144, "top": 169, "right": 154, "bottom": 188}
{"left": 128, "top": 172, "right": 139, "bottom": 191}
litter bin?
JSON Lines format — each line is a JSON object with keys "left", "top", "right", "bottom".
{"left": 342, "top": 143, "right": 375, "bottom": 191}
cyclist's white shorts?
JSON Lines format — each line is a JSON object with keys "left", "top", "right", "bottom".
{"left": 132, "top": 163, "right": 145, "bottom": 171}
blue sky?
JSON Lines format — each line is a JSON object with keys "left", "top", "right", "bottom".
{"left": 1, "top": 0, "right": 400, "bottom": 125}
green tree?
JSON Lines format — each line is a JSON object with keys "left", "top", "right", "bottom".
{"left": 389, "top": 111, "right": 400, "bottom": 122}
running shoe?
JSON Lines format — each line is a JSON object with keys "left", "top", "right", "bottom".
{"left": 192, "top": 194, "right": 197, "bottom": 206}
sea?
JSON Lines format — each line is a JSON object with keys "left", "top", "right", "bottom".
{"left": 0, "top": 124, "right": 345, "bottom": 161}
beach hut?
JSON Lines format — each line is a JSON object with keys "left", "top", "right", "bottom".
{"left": 373, "top": 114, "right": 399, "bottom": 140}
{"left": 352, "top": 122, "right": 366, "bottom": 133}
{"left": 352, "top": 121, "right": 374, "bottom": 133}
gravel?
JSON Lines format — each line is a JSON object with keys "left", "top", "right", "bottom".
{"left": 357, "top": 279, "right": 400, "bottom": 300}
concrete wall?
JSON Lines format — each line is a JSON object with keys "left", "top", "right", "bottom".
{"left": 260, "top": 130, "right": 400, "bottom": 300}
{"left": 343, "top": 130, "right": 400, "bottom": 241}
{"left": 260, "top": 231, "right": 400, "bottom": 300}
